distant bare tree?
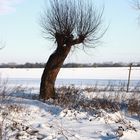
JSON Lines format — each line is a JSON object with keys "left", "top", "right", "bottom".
{"left": 131, "top": 0, "right": 140, "bottom": 22}
{"left": 132, "top": 0, "right": 140, "bottom": 10}
{"left": 39, "top": 0, "right": 104, "bottom": 100}
{"left": 0, "top": 40, "right": 5, "bottom": 49}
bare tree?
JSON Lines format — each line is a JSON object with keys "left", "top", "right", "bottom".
{"left": 0, "top": 40, "right": 5, "bottom": 49}
{"left": 131, "top": 0, "right": 140, "bottom": 22}
{"left": 39, "top": 0, "right": 104, "bottom": 100}
{"left": 132, "top": 0, "right": 140, "bottom": 10}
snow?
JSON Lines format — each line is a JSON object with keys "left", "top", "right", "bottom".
{"left": 0, "top": 67, "right": 139, "bottom": 89}
{"left": 1, "top": 97, "right": 140, "bottom": 140}
{"left": 0, "top": 68, "right": 140, "bottom": 139}
{"left": 0, "top": 67, "right": 140, "bottom": 80}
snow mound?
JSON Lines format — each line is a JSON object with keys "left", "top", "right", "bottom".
{"left": 60, "top": 109, "right": 89, "bottom": 120}
{"left": 0, "top": 97, "right": 140, "bottom": 140}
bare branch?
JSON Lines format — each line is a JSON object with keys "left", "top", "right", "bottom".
{"left": 40, "top": 0, "right": 104, "bottom": 48}
{"left": 130, "top": 0, "right": 140, "bottom": 24}
{"left": 131, "top": 0, "right": 140, "bottom": 10}
{"left": 0, "top": 40, "right": 6, "bottom": 50}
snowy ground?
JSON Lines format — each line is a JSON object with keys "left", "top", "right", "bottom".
{"left": 0, "top": 67, "right": 140, "bottom": 80}
{"left": 0, "top": 68, "right": 140, "bottom": 140}
{"left": 0, "top": 67, "right": 140, "bottom": 89}
{"left": 0, "top": 95, "right": 140, "bottom": 140}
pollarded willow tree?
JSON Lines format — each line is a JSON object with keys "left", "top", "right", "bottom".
{"left": 39, "top": 0, "right": 104, "bottom": 100}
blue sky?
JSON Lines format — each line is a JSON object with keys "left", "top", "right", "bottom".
{"left": 0, "top": 0, "right": 140, "bottom": 64}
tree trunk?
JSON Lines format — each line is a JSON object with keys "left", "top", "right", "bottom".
{"left": 39, "top": 45, "right": 71, "bottom": 100}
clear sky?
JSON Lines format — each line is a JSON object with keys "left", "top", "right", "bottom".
{"left": 0, "top": 0, "right": 140, "bottom": 64}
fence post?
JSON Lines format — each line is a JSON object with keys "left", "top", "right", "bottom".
{"left": 0, "top": 122, "right": 2, "bottom": 140}
{"left": 127, "top": 63, "right": 132, "bottom": 92}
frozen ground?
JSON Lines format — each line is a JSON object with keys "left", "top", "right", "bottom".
{"left": 0, "top": 68, "right": 140, "bottom": 140}
{"left": 0, "top": 68, "right": 140, "bottom": 88}
{"left": 0, "top": 96, "right": 140, "bottom": 140}
{"left": 0, "top": 67, "right": 140, "bottom": 80}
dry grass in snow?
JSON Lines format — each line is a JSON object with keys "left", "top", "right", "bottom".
{"left": 0, "top": 80, "right": 140, "bottom": 140}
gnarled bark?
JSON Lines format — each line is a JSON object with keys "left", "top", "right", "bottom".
{"left": 39, "top": 45, "right": 71, "bottom": 100}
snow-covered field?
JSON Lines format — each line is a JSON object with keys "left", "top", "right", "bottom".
{"left": 0, "top": 67, "right": 140, "bottom": 140}
{"left": 0, "top": 67, "right": 140, "bottom": 79}
{"left": 0, "top": 67, "right": 140, "bottom": 88}
{"left": 0, "top": 94, "right": 140, "bottom": 140}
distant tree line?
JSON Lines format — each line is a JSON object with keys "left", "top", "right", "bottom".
{"left": 63, "top": 62, "right": 140, "bottom": 67}
{"left": 0, "top": 63, "right": 45, "bottom": 68}
{"left": 0, "top": 62, "right": 140, "bottom": 68}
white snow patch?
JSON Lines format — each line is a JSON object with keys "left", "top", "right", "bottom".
{"left": 0, "top": 67, "right": 140, "bottom": 80}
{"left": 0, "top": 97, "right": 140, "bottom": 140}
